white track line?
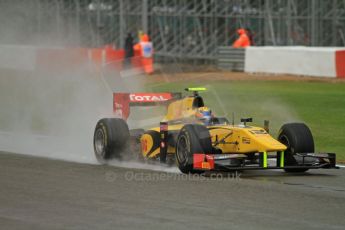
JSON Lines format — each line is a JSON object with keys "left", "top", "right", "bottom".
{"left": 336, "top": 165, "right": 345, "bottom": 168}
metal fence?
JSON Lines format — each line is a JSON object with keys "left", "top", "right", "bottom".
{"left": 1, "top": 0, "right": 344, "bottom": 61}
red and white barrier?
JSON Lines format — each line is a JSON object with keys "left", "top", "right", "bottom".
{"left": 0, "top": 45, "right": 125, "bottom": 72}
{"left": 245, "top": 47, "right": 345, "bottom": 78}
{"left": 0, "top": 44, "right": 156, "bottom": 74}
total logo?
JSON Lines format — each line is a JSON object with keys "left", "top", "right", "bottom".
{"left": 129, "top": 93, "right": 172, "bottom": 102}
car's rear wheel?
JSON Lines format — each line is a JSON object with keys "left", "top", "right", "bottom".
{"left": 93, "top": 118, "right": 130, "bottom": 164}
{"left": 278, "top": 123, "right": 314, "bottom": 173}
{"left": 176, "top": 124, "right": 212, "bottom": 174}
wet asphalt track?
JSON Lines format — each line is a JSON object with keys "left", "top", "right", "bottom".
{"left": 1, "top": 151, "right": 345, "bottom": 230}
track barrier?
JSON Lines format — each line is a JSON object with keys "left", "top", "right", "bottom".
{"left": 336, "top": 50, "right": 345, "bottom": 78}
{"left": 244, "top": 46, "right": 345, "bottom": 78}
{"left": 0, "top": 45, "right": 153, "bottom": 74}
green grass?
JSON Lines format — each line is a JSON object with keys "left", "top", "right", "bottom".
{"left": 148, "top": 80, "right": 345, "bottom": 162}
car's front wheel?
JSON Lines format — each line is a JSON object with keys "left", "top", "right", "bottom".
{"left": 278, "top": 123, "right": 314, "bottom": 173}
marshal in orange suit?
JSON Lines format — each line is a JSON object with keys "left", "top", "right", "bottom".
{"left": 133, "top": 34, "right": 154, "bottom": 74}
{"left": 232, "top": 28, "right": 251, "bottom": 48}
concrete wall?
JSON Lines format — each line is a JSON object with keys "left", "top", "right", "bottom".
{"left": 245, "top": 47, "right": 345, "bottom": 78}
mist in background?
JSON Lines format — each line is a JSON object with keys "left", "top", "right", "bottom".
{"left": 0, "top": 1, "right": 150, "bottom": 163}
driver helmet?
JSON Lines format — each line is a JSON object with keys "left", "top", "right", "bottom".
{"left": 195, "top": 107, "right": 213, "bottom": 124}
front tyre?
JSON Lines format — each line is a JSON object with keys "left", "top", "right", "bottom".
{"left": 278, "top": 123, "right": 314, "bottom": 173}
{"left": 176, "top": 124, "right": 212, "bottom": 174}
{"left": 93, "top": 118, "right": 130, "bottom": 164}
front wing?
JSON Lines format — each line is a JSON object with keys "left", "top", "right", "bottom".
{"left": 193, "top": 152, "right": 338, "bottom": 171}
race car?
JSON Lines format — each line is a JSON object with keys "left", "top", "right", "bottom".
{"left": 93, "top": 88, "right": 337, "bottom": 173}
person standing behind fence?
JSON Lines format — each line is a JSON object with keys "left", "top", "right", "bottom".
{"left": 232, "top": 28, "right": 251, "bottom": 48}
{"left": 245, "top": 28, "right": 254, "bottom": 46}
{"left": 124, "top": 33, "right": 134, "bottom": 65}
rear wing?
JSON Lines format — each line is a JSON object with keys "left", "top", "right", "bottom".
{"left": 113, "top": 92, "right": 182, "bottom": 120}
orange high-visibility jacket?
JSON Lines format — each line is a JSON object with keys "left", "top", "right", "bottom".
{"left": 133, "top": 34, "right": 154, "bottom": 74}
{"left": 133, "top": 34, "right": 153, "bottom": 56}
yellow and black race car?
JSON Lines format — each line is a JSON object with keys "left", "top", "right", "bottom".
{"left": 93, "top": 88, "right": 337, "bottom": 173}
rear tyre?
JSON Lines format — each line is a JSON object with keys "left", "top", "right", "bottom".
{"left": 176, "top": 124, "right": 212, "bottom": 174}
{"left": 278, "top": 123, "right": 314, "bottom": 173}
{"left": 93, "top": 118, "right": 130, "bottom": 164}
